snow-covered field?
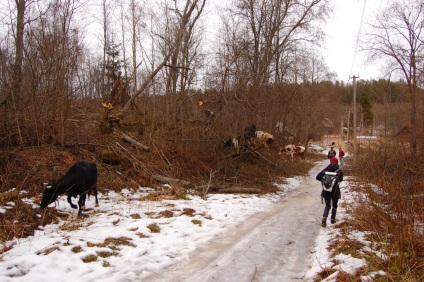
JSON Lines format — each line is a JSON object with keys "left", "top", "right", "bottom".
{"left": 0, "top": 160, "right": 386, "bottom": 282}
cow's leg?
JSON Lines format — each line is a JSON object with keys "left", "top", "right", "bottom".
{"left": 67, "top": 194, "right": 78, "bottom": 209}
{"left": 78, "top": 194, "right": 87, "bottom": 216}
{"left": 93, "top": 185, "right": 99, "bottom": 207}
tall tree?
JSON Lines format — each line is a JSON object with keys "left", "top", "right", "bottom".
{"left": 359, "top": 88, "right": 374, "bottom": 132}
{"left": 130, "top": 0, "right": 142, "bottom": 98}
{"left": 228, "top": 0, "right": 329, "bottom": 87}
{"left": 164, "top": 0, "right": 206, "bottom": 96}
{"left": 363, "top": 0, "right": 424, "bottom": 154}
{"left": 11, "top": 0, "right": 27, "bottom": 145}
{"left": 101, "top": 0, "right": 111, "bottom": 100}
{"left": 121, "top": 0, "right": 206, "bottom": 114}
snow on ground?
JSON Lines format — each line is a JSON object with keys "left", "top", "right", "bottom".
{"left": 0, "top": 160, "right": 385, "bottom": 282}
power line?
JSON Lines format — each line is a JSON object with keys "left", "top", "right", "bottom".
{"left": 349, "top": 0, "right": 367, "bottom": 77}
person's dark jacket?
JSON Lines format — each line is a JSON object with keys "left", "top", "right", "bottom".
{"left": 316, "top": 163, "right": 343, "bottom": 198}
{"left": 327, "top": 148, "right": 336, "bottom": 159}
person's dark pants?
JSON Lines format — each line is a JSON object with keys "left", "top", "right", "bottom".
{"left": 323, "top": 195, "right": 339, "bottom": 219}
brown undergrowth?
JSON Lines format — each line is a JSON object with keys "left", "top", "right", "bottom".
{"left": 0, "top": 128, "right": 319, "bottom": 247}
{"left": 322, "top": 140, "right": 424, "bottom": 281}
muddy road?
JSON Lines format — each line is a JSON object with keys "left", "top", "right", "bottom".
{"left": 144, "top": 161, "right": 327, "bottom": 282}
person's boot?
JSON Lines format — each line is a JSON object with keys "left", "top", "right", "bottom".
{"left": 331, "top": 218, "right": 336, "bottom": 224}
{"left": 321, "top": 217, "right": 327, "bottom": 227}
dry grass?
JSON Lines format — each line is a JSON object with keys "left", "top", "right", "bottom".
{"left": 191, "top": 219, "right": 202, "bottom": 226}
{"left": 0, "top": 94, "right": 319, "bottom": 255}
{"left": 87, "top": 237, "right": 136, "bottom": 249}
{"left": 339, "top": 140, "right": 424, "bottom": 281}
{"left": 147, "top": 223, "right": 161, "bottom": 233}
{"left": 0, "top": 132, "right": 316, "bottom": 246}
{"left": 314, "top": 138, "right": 424, "bottom": 281}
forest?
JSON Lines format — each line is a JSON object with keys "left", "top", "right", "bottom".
{"left": 0, "top": 0, "right": 423, "bottom": 280}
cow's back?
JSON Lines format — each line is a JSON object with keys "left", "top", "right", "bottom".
{"left": 77, "top": 162, "right": 97, "bottom": 188}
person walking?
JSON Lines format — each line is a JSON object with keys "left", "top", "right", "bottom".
{"left": 327, "top": 146, "right": 336, "bottom": 159}
{"left": 316, "top": 157, "right": 344, "bottom": 227}
{"left": 338, "top": 147, "right": 345, "bottom": 166}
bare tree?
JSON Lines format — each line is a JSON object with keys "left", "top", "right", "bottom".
{"left": 11, "top": 0, "right": 27, "bottom": 145}
{"left": 291, "top": 47, "right": 335, "bottom": 83}
{"left": 53, "top": 0, "right": 83, "bottom": 147}
{"left": 130, "top": 0, "right": 142, "bottom": 97}
{"left": 1, "top": 0, "right": 47, "bottom": 146}
{"left": 162, "top": 0, "right": 206, "bottom": 96}
{"left": 120, "top": 0, "right": 206, "bottom": 115}
{"left": 226, "top": 0, "right": 329, "bottom": 87}
{"left": 178, "top": 0, "right": 206, "bottom": 94}
{"left": 363, "top": 0, "right": 424, "bottom": 154}
{"left": 213, "top": 14, "right": 252, "bottom": 92}
{"left": 101, "top": 0, "right": 111, "bottom": 100}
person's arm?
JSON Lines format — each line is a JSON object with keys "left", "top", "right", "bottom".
{"left": 337, "top": 169, "right": 344, "bottom": 182}
{"left": 316, "top": 164, "right": 331, "bottom": 181}
{"left": 316, "top": 170, "right": 324, "bottom": 181}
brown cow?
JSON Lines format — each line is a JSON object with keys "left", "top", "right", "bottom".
{"left": 255, "top": 131, "right": 274, "bottom": 147}
{"left": 279, "top": 145, "right": 305, "bottom": 161}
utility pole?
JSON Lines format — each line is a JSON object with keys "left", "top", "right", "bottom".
{"left": 350, "top": 75, "right": 359, "bottom": 155}
{"left": 346, "top": 109, "right": 350, "bottom": 152}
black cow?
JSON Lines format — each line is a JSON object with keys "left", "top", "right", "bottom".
{"left": 244, "top": 125, "right": 257, "bottom": 140}
{"left": 224, "top": 136, "right": 241, "bottom": 148}
{"left": 223, "top": 125, "right": 258, "bottom": 154}
{"left": 40, "top": 162, "right": 99, "bottom": 216}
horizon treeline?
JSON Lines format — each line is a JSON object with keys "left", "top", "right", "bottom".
{"left": 0, "top": 0, "right": 422, "bottom": 155}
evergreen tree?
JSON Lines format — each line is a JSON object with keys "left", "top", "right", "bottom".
{"left": 105, "top": 41, "right": 122, "bottom": 83}
{"left": 359, "top": 88, "right": 374, "bottom": 127}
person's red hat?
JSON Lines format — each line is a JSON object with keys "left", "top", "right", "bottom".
{"left": 330, "top": 157, "right": 338, "bottom": 164}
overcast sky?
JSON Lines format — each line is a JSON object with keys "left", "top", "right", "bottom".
{"left": 324, "top": 0, "right": 386, "bottom": 82}
{"left": 205, "top": 0, "right": 387, "bottom": 83}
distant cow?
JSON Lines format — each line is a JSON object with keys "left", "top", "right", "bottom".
{"left": 279, "top": 145, "right": 305, "bottom": 161}
{"left": 244, "top": 125, "right": 257, "bottom": 140}
{"left": 224, "top": 136, "right": 241, "bottom": 149}
{"left": 224, "top": 135, "right": 255, "bottom": 153}
{"left": 223, "top": 125, "right": 258, "bottom": 154}
{"left": 255, "top": 131, "right": 274, "bottom": 147}
{"left": 40, "top": 162, "right": 99, "bottom": 216}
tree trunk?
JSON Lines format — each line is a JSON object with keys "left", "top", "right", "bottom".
{"left": 120, "top": 0, "right": 202, "bottom": 116}
{"left": 12, "top": 0, "right": 26, "bottom": 145}
{"left": 151, "top": 175, "right": 192, "bottom": 188}
{"left": 122, "top": 134, "right": 150, "bottom": 151}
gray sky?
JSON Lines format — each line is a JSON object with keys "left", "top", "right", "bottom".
{"left": 324, "top": 0, "right": 386, "bottom": 82}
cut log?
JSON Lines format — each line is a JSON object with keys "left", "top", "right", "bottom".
{"left": 194, "top": 185, "right": 222, "bottom": 193}
{"left": 217, "top": 187, "right": 261, "bottom": 194}
{"left": 152, "top": 175, "right": 192, "bottom": 188}
{"left": 122, "top": 134, "right": 150, "bottom": 151}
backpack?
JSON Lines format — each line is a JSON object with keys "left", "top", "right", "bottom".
{"left": 321, "top": 171, "right": 338, "bottom": 192}
{"left": 329, "top": 150, "right": 336, "bottom": 158}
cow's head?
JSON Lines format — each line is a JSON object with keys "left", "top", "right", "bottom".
{"left": 223, "top": 138, "right": 233, "bottom": 147}
{"left": 244, "top": 125, "right": 256, "bottom": 139}
{"left": 224, "top": 137, "right": 240, "bottom": 148}
{"left": 264, "top": 135, "right": 274, "bottom": 145}
{"left": 40, "top": 182, "right": 60, "bottom": 208}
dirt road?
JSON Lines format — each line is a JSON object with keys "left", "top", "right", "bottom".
{"left": 144, "top": 161, "right": 326, "bottom": 282}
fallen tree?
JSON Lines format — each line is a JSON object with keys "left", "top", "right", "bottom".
{"left": 151, "top": 175, "right": 192, "bottom": 188}
{"left": 195, "top": 185, "right": 261, "bottom": 194}
{"left": 122, "top": 134, "right": 150, "bottom": 152}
